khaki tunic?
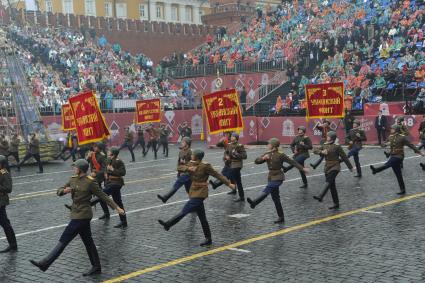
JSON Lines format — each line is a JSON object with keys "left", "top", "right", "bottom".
{"left": 314, "top": 143, "right": 353, "bottom": 174}
{"left": 290, "top": 135, "right": 312, "bottom": 158}
{"left": 124, "top": 132, "right": 134, "bottom": 145}
{"left": 0, "top": 140, "right": 9, "bottom": 156}
{"left": 346, "top": 128, "right": 367, "bottom": 148}
{"left": 179, "top": 160, "right": 231, "bottom": 199}
{"left": 9, "top": 137, "right": 20, "bottom": 153}
{"left": 106, "top": 157, "right": 126, "bottom": 186}
{"left": 57, "top": 175, "right": 118, "bottom": 219}
{"left": 29, "top": 137, "right": 40, "bottom": 154}
{"left": 387, "top": 134, "right": 420, "bottom": 158}
{"left": 255, "top": 151, "right": 304, "bottom": 181}
{"left": 217, "top": 142, "right": 247, "bottom": 169}
{"left": 0, "top": 169, "right": 12, "bottom": 207}
{"left": 177, "top": 148, "right": 192, "bottom": 174}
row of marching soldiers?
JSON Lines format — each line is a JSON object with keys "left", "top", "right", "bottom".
{"left": 0, "top": 116, "right": 424, "bottom": 277}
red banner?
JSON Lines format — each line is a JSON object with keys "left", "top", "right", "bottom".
{"left": 202, "top": 89, "right": 244, "bottom": 134}
{"left": 135, "top": 98, "right": 161, "bottom": 124}
{"left": 69, "top": 91, "right": 110, "bottom": 145}
{"left": 61, "top": 103, "right": 76, "bottom": 131}
{"left": 305, "top": 82, "right": 345, "bottom": 119}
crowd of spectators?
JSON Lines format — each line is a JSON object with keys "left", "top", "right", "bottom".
{"left": 5, "top": 25, "right": 195, "bottom": 112}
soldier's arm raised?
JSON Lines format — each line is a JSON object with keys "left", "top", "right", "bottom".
{"left": 206, "top": 164, "right": 233, "bottom": 189}
{"left": 338, "top": 146, "right": 353, "bottom": 170}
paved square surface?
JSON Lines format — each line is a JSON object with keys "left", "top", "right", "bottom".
{"left": 1, "top": 142, "right": 425, "bottom": 282}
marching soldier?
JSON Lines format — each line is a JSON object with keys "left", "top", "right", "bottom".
{"left": 158, "top": 124, "right": 170, "bottom": 157}
{"left": 283, "top": 126, "right": 312, "bottom": 188}
{"left": 179, "top": 122, "right": 192, "bottom": 139}
{"left": 310, "top": 119, "right": 331, "bottom": 169}
{"left": 214, "top": 133, "right": 247, "bottom": 202}
{"left": 370, "top": 125, "right": 424, "bottom": 194}
{"left": 346, "top": 120, "right": 367, "bottom": 177}
{"left": 120, "top": 126, "right": 135, "bottom": 162}
{"left": 157, "top": 137, "right": 192, "bottom": 203}
{"left": 30, "top": 159, "right": 125, "bottom": 276}
{"left": 133, "top": 126, "right": 146, "bottom": 155}
{"left": 144, "top": 124, "right": 159, "bottom": 159}
{"left": 19, "top": 133, "right": 43, "bottom": 173}
{"left": 0, "top": 155, "right": 17, "bottom": 253}
{"left": 312, "top": 131, "right": 353, "bottom": 209}
{"left": 248, "top": 138, "right": 308, "bottom": 223}
{"left": 0, "top": 135, "right": 9, "bottom": 171}
{"left": 87, "top": 142, "right": 107, "bottom": 190}
{"left": 8, "top": 133, "right": 20, "bottom": 171}
{"left": 384, "top": 117, "right": 410, "bottom": 168}
{"left": 77, "top": 143, "right": 91, "bottom": 159}
{"left": 91, "top": 147, "right": 127, "bottom": 228}
{"left": 55, "top": 131, "right": 77, "bottom": 162}
{"left": 209, "top": 132, "right": 234, "bottom": 193}
{"left": 158, "top": 149, "right": 235, "bottom": 246}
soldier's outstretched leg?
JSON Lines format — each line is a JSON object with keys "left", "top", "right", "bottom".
{"left": 157, "top": 174, "right": 191, "bottom": 203}
{"left": 313, "top": 182, "right": 330, "bottom": 202}
{"left": 328, "top": 173, "right": 340, "bottom": 210}
{"left": 310, "top": 155, "right": 324, "bottom": 169}
{"left": 270, "top": 188, "right": 285, "bottom": 223}
{"left": 158, "top": 212, "right": 186, "bottom": 231}
{"left": 370, "top": 163, "right": 390, "bottom": 174}
{"left": 80, "top": 225, "right": 101, "bottom": 276}
{"left": 110, "top": 187, "right": 127, "bottom": 228}
{"left": 247, "top": 192, "right": 268, "bottom": 209}
{"left": 0, "top": 207, "right": 17, "bottom": 253}
{"left": 196, "top": 203, "right": 212, "bottom": 246}
{"left": 348, "top": 148, "right": 362, "bottom": 177}
{"left": 30, "top": 242, "right": 66, "bottom": 271}
{"left": 231, "top": 168, "right": 244, "bottom": 202}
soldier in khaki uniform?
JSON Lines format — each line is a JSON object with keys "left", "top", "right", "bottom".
{"left": 346, "top": 120, "right": 367, "bottom": 177}
{"left": 158, "top": 124, "right": 170, "bottom": 157}
{"left": 310, "top": 119, "right": 331, "bottom": 169}
{"left": 30, "top": 159, "right": 125, "bottom": 276}
{"left": 371, "top": 125, "right": 424, "bottom": 194}
{"left": 8, "top": 133, "right": 20, "bottom": 171}
{"left": 312, "top": 131, "right": 353, "bottom": 209}
{"left": 133, "top": 126, "right": 146, "bottom": 155}
{"left": 92, "top": 147, "right": 127, "bottom": 228}
{"left": 283, "top": 126, "right": 312, "bottom": 188}
{"left": 157, "top": 137, "right": 192, "bottom": 203}
{"left": 120, "top": 126, "right": 135, "bottom": 162}
{"left": 209, "top": 132, "right": 234, "bottom": 193}
{"left": 0, "top": 155, "right": 17, "bottom": 253}
{"left": 213, "top": 133, "right": 247, "bottom": 202}
{"left": 19, "top": 133, "right": 43, "bottom": 173}
{"left": 158, "top": 149, "right": 235, "bottom": 246}
{"left": 248, "top": 138, "right": 308, "bottom": 223}
{"left": 144, "top": 123, "right": 159, "bottom": 159}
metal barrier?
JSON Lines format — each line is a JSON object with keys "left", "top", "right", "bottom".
{"left": 165, "top": 59, "right": 287, "bottom": 79}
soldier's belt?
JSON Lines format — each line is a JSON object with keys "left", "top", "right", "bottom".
{"left": 108, "top": 176, "right": 121, "bottom": 180}
{"left": 191, "top": 181, "right": 208, "bottom": 186}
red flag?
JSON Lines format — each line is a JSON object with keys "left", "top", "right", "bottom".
{"left": 135, "top": 98, "right": 161, "bottom": 124}
{"left": 69, "top": 91, "right": 110, "bottom": 145}
{"left": 305, "top": 82, "right": 345, "bottom": 119}
{"left": 61, "top": 103, "right": 76, "bottom": 131}
{"left": 202, "top": 89, "right": 244, "bottom": 134}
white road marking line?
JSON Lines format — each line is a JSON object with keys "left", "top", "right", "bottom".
{"left": 228, "top": 248, "right": 251, "bottom": 253}
{"left": 361, "top": 210, "right": 383, "bottom": 214}
{"left": 141, "top": 245, "right": 158, "bottom": 249}
{"left": 228, "top": 213, "right": 250, "bottom": 218}
{"left": 16, "top": 189, "right": 56, "bottom": 196}
{"left": 1, "top": 156, "right": 420, "bottom": 240}
{"left": 123, "top": 189, "right": 164, "bottom": 197}
{"left": 14, "top": 179, "right": 54, "bottom": 186}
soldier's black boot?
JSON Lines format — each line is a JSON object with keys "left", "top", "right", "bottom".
{"left": 83, "top": 244, "right": 101, "bottom": 276}
{"left": 199, "top": 219, "right": 212, "bottom": 247}
{"left": 98, "top": 201, "right": 110, "bottom": 220}
{"left": 64, "top": 204, "right": 72, "bottom": 210}
{"left": 384, "top": 151, "right": 390, "bottom": 158}
{"left": 328, "top": 185, "right": 340, "bottom": 210}
{"left": 300, "top": 171, "right": 308, "bottom": 188}
{"left": 247, "top": 193, "right": 268, "bottom": 209}
{"left": 313, "top": 183, "right": 330, "bottom": 202}
{"left": 158, "top": 212, "right": 185, "bottom": 231}
{"left": 370, "top": 165, "right": 387, "bottom": 175}
{"left": 90, "top": 198, "right": 100, "bottom": 206}
{"left": 157, "top": 188, "right": 177, "bottom": 204}
{"left": 354, "top": 164, "right": 362, "bottom": 178}
{"left": 114, "top": 214, "right": 128, "bottom": 229}
{"left": 30, "top": 242, "right": 66, "bottom": 272}
{"left": 310, "top": 156, "right": 323, "bottom": 170}
{"left": 420, "top": 163, "right": 425, "bottom": 171}
{"left": 274, "top": 205, "right": 285, "bottom": 224}
{"left": 209, "top": 179, "right": 223, "bottom": 190}
{"left": 0, "top": 225, "right": 17, "bottom": 253}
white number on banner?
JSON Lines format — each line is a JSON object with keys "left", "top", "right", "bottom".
{"left": 407, "top": 118, "right": 414, "bottom": 127}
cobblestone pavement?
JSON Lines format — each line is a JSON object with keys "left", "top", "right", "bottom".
{"left": 1, "top": 142, "right": 425, "bottom": 282}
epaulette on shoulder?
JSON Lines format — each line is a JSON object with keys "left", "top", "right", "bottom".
{"left": 71, "top": 175, "right": 78, "bottom": 178}
{"left": 100, "top": 152, "right": 105, "bottom": 156}
{"left": 0, "top": 169, "right": 7, "bottom": 174}
{"left": 87, "top": 175, "right": 95, "bottom": 180}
